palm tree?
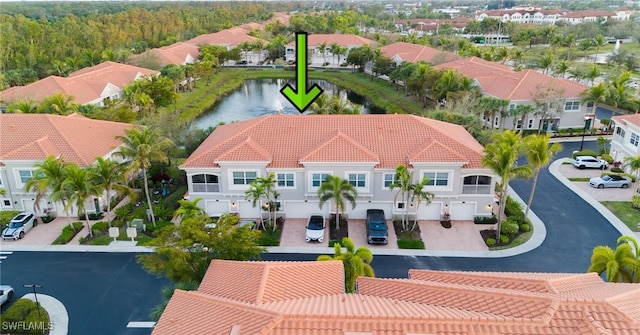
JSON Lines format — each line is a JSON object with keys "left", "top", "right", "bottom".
{"left": 318, "top": 176, "right": 358, "bottom": 230}
{"left": 523, "top": 135, "right": 562, "bottom": 221}
{"left": 7, "top": 100, "right": 38, "bottom": 114}
{"left": 62, "top": 164, "right": 99, "bottom": 237}
{"left": 0, "top": 188, "right": 6, "bottom": 196}
{"left": 317, "top": 42, "right": 328, "bottom": 66}
{"left": 39, "top": 93, "right": 78, "bottom": 115}
{"left": 481, "top": 131, "right": 532, "bottom": 239}
{"left": 317, "top": 237, "right": 374, "bottom": 293}
{"left": 409, "top": 178, "right": 434, "bottom": 231}
{"left": 115, "top": 127, "right": 174, "bottom": 227}
{"left": 591, "top": 34, "right": 607, "bottom": 64}
{"left": 623, "top": 155, "right": 640, "bottom": 184}
{"left": 256, "top": 173, "right": 278, "bottom": 230}
{"left": 588, "top": 235, "right": 640, "bottom": 283}
{"left": 390, "top": 164, "right": 413, "bottom": 231}
{"left": 581, "top": 83, "right": 610, "bottom": 116}
{"left": 174, "top": 197, "right": 206, "bottom": 222}
{"left": 88, "top": 157, "right": 131, "bottom": 226}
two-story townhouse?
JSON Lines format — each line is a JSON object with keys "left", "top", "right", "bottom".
{"left": 129, "top": 42, "right": 199, "bottom": 69}
{"left": 0, "top": 114, "right": 132, "bottom": 216}
{"left": 0, "top": 61, "right": 158, "bottom": 108}
{"left": 179, "top": 114, "right": 496, "bottom": 221}
{"left": 284, "top": 34, "right": 376, "bottom": 66}
{"left": 609, "top": 114, "right": 640, "bottom": 165}
{"left": 380, "top": 42, "right": 459, "bottom": 66}
{"left": 434, "top": 57, "right": 591, "bottom": 132}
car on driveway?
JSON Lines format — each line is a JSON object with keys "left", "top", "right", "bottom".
{"left": 366, "top": 209, "right": 388, "bottom": 245}
{"left": 2, "top": 212, "right": 36, "bottom": 240}
{"left": 305, "top": 214, "right": 325, "bottom": 243}
{"left": 572, "top": 156, "right": 608, "bottom": 170}
{"left": 0, "top": 285, "right": 14, "bottom": 305}
{"left": 589, "top": 175, "right": 632, "bottom": 188}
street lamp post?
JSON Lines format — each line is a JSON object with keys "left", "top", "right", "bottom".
{"left": 580, "top": 116, "right": 592, "bottom": 151}
{"left": 23, "top": 284, "right": 43, "bottom": 317}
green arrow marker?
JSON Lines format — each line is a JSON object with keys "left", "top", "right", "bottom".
{"left": 280, "top": 32, "right": 324, "bottom": 113}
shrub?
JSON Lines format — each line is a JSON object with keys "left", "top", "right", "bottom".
{"left": 500, "top": 220, "right": 520, "bottom": 237}
{"left": 602, "top": 172, "right": 636, "bottom": 182}
{"left": 78, "top": 212, "right": 104, "bottom": 220}
{"left": 397, "top": 240, "right": 425, "bottom": 249}
{"left": 114, "top": 203, "right": 132, "bottom": 220}
{"left": 1, "top": 298, "right": 50, "bottom": 334}
{"left": 40, "top": 215, "right": 56, "bottom": 223}
{"left": 0, "top": 210, "right": 21, "bottom": 230}
{"left": 485, "top": 237, "right": 497, "bottom": 246}
{"left": 52, "top": 222, "right": 84, "bottom": 245}
{"left": 499, "top": 234, "right": 510, "bottom": 244}
{"left": 572, "top": 149, "right": 598, "bottom": 159}
{"left": 611, "top": 167, "right": 624, "bottom": 173}
{"left": 146, "top": 220, "right": 174, "bottom": 235}
{"left": 111, "top": 219, "right": 124, "bottom": 228}
{"left": 601, "top": 153, "right": 613, "bottom": 164}
{"left": 520, "top": 223, "right": 530, "bottom": 232}
{"left": 91, "top": 221, "right": 109, "bottom": 235}
{"left": 633, "top": 194, "right": 640, "bottom": 209}
{"left": 474, "top": 215, "right": 497, "bottom": 224}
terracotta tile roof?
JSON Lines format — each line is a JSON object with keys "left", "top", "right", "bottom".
{"left": 240, "top": 22, "right": 265, "bottom": 31}
{"left": 0, "top": 114, "right": 131, "bottom": 165}
{"left": 155, "top": 261, "right": 640, "bottom": 335}
{"left": 1, "top": 61, "right": 158, "bottom": 105}
{"left": 435, "top": 57, "right": 588, "bottom": 100}
{"left": 180, "top": 114, "right": 485, "bottom": 170}
{"left": 612, "top": 114, "right": 640, "bottom": 128}
{"left": 215, "top": 136, "right": 273, "bottom": 163}
{"left": 198, "top": 260, "right": 344, "bottom": 304}
{"left": 562, "top": 10, "right": 615, "bottom": 18}
{"left": 285, "top": 34, "right": 376, "bottom": 48}
{"left": 380, "top": 42, "right": 459, "bottom": 64}
{"left": 266, "top": 12, "right": 290, "bottom": 26}
{"left": 129, "top": 42, "right": 199, "bottom": 67}
{"left": 186, "top": 27, "right": 265, "bottom": 47}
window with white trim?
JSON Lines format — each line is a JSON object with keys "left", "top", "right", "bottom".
{"left": 18, "top": 170, "right": 34, "bottom": 184}
{"left": 509, "top": 104, "right": 515, "bottom": 111}
{"left": 276, "top": 173, "right": 295, "bottom": 187}
{"left": 348, "top": 173, "right": 366, "bottom": 188}
{"left": 423, "top": 172, "right": 449, "bottom": 186}
{"left": 616, "top": 127, "right": 626, "bottom": 137}
{"left": 232, "top": 171, "right": 257, "bottom": 185}
{"left": 383, "top": 173, "right": 395, "bottom": 188}
{"left": 311, "top": 173, "right": 330, "bottom": 187}
{"left": 191, "top": 174, "right": 219, "bottom": 192}
{"left": 564, "top": 101, "right": 580, "bottom": 111}
{"left": 630, "top": 132, "right": 639, "bottom": 147}
{"left": 516, "top": 119, "right": 522, "bottom": 129}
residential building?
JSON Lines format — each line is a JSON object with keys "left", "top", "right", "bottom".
{"left": 610, "top": 113, "right": 640, "bottom": 164}
{"left": 284, "top": 34, "right": 376, "bottom": 64}
{"left": 434, "top": 57, "right": 591, "bottom": 132}
{"left": 394, "top": 18, "right": 471, "bottom": 34}
{"left": 380, "top": 42, "right": 459, "bottom": 66}
{"left": 475, "top": 7, "right": 631, "bottom": 25}
{"left": 153, "top": 259, "right": 640, "bottom": 335}
{"left": 128, "top": 42, "right": 199, "bottom": 69}
{"left": 0, "top": 114, "right": 132, "bottom": 216}
{"left": 185, "top": 27, "right": 265, "bottom": 51}
{"left": 179, "top": 114, "right": 495, "bottom": 221}
{"left": 556, "top": 10, "right": 632, "bottom": 24}
{"left": 0, "top": 61, "right": 158, "bottom": 107}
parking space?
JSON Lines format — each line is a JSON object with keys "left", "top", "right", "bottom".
{"left": 348, "top": 219, "right": 398, "bottom": 250}
{"left": 558, "top": 163, "right": 636, "bottom": 201}
{"left": 419, "top": 220, "right": 488, "bottom": 251}
{"left": 279, "top": 218, "right": 328, "bottom": 248}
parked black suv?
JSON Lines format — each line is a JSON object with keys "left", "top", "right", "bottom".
{"left": 366, "top": 209, "right": 388, "bottom": 244}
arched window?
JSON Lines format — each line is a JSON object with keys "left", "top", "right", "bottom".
{"left": 192, "top": 174, "right": 219, "bottom": 192}
{"left": 462, "top": 175, "right": 491, "bottom": 194}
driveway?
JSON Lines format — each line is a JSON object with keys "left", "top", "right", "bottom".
{"left": 558, "top": 163, "right": 636, "bottom": 201}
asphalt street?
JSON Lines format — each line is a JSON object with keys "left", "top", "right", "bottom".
{"left": 0, "top": 140, "right": 624, "bottom": 334}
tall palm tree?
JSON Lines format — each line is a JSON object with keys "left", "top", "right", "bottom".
{"left": 623, "top": 155, "right": 640, "bottom": 184}
{"left": 7, "top": 100, "right": 38, "bottom": 114}
{"left": 88, "top": 157, "right": 131, "bottom": 226}
{"left": 318, "top": 176, "right": 358, "bottom": 230}
{"left": 317, "top": 237, "right": 374, "bottom": 293}
{"left": 591, "top": 34, "right": 607, "bottom": 64}
{"left": 255, "top": 173, "right": 278, "bottom": 230}
{"left": 390, "top": 164, "right": 413, "bottom": 231}
{"left": 115, "top": 127, "right": 174, "bottom": 227}
{"left": 588, "top": 235, "right": 640, "bottom": 283}
{"left": 481, "top": 131, "right": 532, "bottom": 239}
{"left": 62, "top": 164, "right": 99, "bottom": 237}
{"left": 523, "top": 134, "right": 562, "bottom": 221}
{"left": 39, "top": 93, "right": 78, "bottom": 115}
{"left": 409, "top": 178, "right": 434, "bottom": 231}
{"left": 174, "top": 197, "right": 206, "bottom": 222}
{"left": 24, "top": 156, "right": 76, "bottom": 230}
{"left": 581, "top": 83, "right": 610, "bottom": 116}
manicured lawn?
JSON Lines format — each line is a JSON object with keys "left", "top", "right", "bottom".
{"left": 568, "top": 177, "right": 590, "bottom": 182}
{"left": 601, "top": 201, "right": 640, "bottom": 232}
{"left": 489, "top": 230, "right": 533, "bottom": 251}
{"left": 257, "top": 228, "right": 281, "bottom": 246}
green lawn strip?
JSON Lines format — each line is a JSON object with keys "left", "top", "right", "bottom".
{"left": 397, "top": 239, "right": 425, "bottom": 249}
{"left": 489, "top": 230, "right": 533, "bottom": 251}
{"left": 258, "top": 228, "right": 281, "bottom": 246}
{"left": 568, "top": 177, "right": 591, "bottom": 182}
{"left": 601, "top": 201, "right": 640, "bottom": 232}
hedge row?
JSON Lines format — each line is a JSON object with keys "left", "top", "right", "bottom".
{"left": 52, "top": 222, "right": 84, "bottom": 245}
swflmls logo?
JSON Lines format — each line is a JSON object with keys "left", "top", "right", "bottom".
{"left": 279, "top": 31, "right": 324, "bottom": 113}
{"left": 2, "top": 321, "right": 55, "bottom": 331}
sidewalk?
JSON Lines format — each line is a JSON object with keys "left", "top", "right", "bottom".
{"left": 23, "top": 293, "right": 68, "bottom": 335}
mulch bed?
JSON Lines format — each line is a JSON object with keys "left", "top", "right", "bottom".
{"left": 329, "top": 214, "right": 349, "bottom": 241}
{"left": 480, "top": 228, "right": 527, "bottom": 247}
{"left": 392, "top": 220, "right": 422, "bottom": 240}
{"left": 440, "top": 220, "right": 452, "bottom": 229}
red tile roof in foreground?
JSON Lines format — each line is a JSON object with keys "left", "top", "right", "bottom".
{"left": 435, "top": 57, "right": 588, "bottom": 100}
{"left": 179, "top": 114, "right": 485, "bottom": 169}
{"left": 153, "top": 260, "right": 640, "bottom": 335}
{"left": 380, "top": 42, "right": 459, "bottom": 65}
{"left": 0, "top": 114, "right": 131, "bottom": 166}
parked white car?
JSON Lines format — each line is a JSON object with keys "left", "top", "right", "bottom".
{"left": 305, "top": 214, "right": 325, "bottom": 243}
{"left": 0, "top": 285, "right": 14, "bottom": 305}
{"left": 572, "top": 156, "right": 608, "bottom": 170}
{"left": 2, "top": 212, "right": 36, "bottom": 240}
{"left": 589, "top": 175, "right": 632, "bottom": 188}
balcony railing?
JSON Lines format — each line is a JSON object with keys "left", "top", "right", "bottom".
{"left": 462, "top": 185, "right": 491, "bottom": 194}
{"left": 192, "top": 184, "right": 220, "bottom": 193}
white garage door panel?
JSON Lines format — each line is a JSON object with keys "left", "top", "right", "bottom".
{"left": 417, "top": 203, "right": 442, "bottom": 220}
{"left": 205, "top": 200, "right": 230, "bottom": 215}
{"left": 286, "top": 202, "right": 327, "bottom": 219}
{"left": 450, "top": 203, "right": 476, "bottom": 220}
{"left": 239, "top": 201, "right": 261, "bottom": 218}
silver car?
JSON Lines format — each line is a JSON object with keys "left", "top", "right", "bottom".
{"left": 589, "top": 175, "right": 631, "bottom": 189}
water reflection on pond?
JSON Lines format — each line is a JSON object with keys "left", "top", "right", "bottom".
{"left": 191, "top": 79, "right": 384, "bottom": 129}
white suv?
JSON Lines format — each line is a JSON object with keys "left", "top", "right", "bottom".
{"left": 572, "top": 156, "right": 608, "bottom": 170}
{"left": 2, "top": 212, "right": 36, "bottom": 240}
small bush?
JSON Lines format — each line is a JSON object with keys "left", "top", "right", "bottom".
{"left": 1, "top": 298, "right": 50, "bottom": 334}
{"left": 397, "top": 240, "right": 425, "bottom": 249}
{"left": 504, "top": 197, "right": 523, "bottom": 217}
{"left": 91, "top": 221, "right": 109, "bottom": 235}
{"left": 485, "top": 237, "right": 497, "bottom": 246}
{"left": 52, "top": 222, "right": 84, "bottom": 245}
{"left": 78, "top": 212, "right": 104, "bottom": 220}
{"left": 520, "top": 223, "right": 530, "bottom": 232}
{"left": 572, "top": 149, "right": 598, "bottom": 159}
{"left": 611, "top": 167, "right": 624, "bottom": 173}
{"left": 602, "top": 172, "right": 636, "bottom": 182}
{"left": 0, "top": 210, "right": 21, "bottom": 230}
{"left": 474, "top": 215, "right": 497, "bottom": 224}
{"left": 500, "top": 220, "right": 520, "bottom": 237}
{"left": 328, "top": 239, "right": 342, "bottom": 247}
{"left": 111, "top": 219, "right": 124, "bottom": 228}
{"left": 633, "top": 194, "right": 640, "bottom": 209}
{"left": 499, "top": 234, "right": 510, "bottom": 244}
{"left": 40, "top": 215, "right": 56, "bottom": 223}
{"left": 601, "top": 153, "right": 613, "bottom": 164}
{"left": 146, "top": 220, "right": 174, "bottom": 235}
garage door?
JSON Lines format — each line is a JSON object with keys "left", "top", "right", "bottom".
{"left": 450, "top": 202, "right": 476, "bottom": 220}
{"left": 21, "top": 199, "right": 49, "bottom": 216}
{"left": 205, "top": 200, "right": 231, "bottom": 216}
{"left": 238, "top": 201, "right": 261, "bottom": 218}
{"left": 348, "top": 203, "right": 393, "bottom": 220}
{"left": 285, "top": 201, "right": 328, "bottom": 219}
{"left": 417, "top": 202, "right": 442, "bottom": 220}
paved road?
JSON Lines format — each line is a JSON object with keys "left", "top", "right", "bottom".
{"left": 0, "top": 252, "right": 168, "bottom": 335}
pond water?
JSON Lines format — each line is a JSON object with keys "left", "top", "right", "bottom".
{"left": 191, "top": 79, "right": 385, "bottom": 129}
